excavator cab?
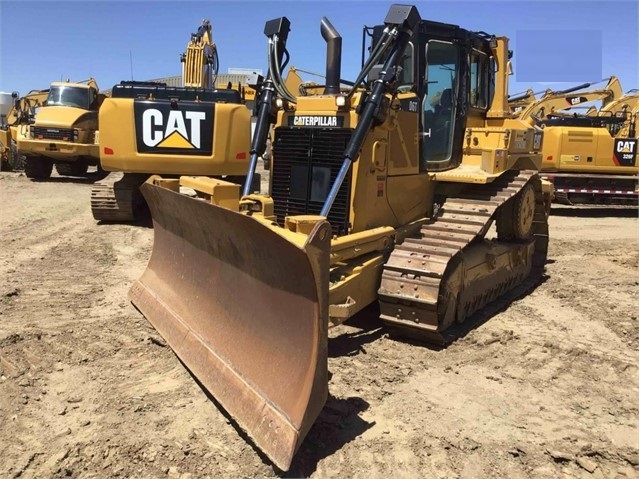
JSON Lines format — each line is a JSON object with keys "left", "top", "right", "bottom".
{"left": 129, "top": 4, "right": 548, "bottom": 471}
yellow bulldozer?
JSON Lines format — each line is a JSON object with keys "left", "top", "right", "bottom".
{"left": 15, "top": 78, "right": 107, "bottom": 179}
{"left": 128, "top": 5, "right": 549, "bottom": 470}
{"left": 0, "top": 88, "right": 49, "bottom": 171}
{"left": 90, "top": 19, "right": 255, "bottom": 222}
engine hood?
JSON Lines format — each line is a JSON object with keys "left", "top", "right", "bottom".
{"left": 34, "top": 106, "right": 98, "bottom": 128}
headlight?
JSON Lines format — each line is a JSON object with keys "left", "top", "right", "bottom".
{"left": 335, "top": 96, "right": 346, "bottom": 107}
{"left": 73, "top": 129, "right": 79, "bottom": 140}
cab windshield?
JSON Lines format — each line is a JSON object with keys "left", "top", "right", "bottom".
{"left": 46, "top": 86, "right": 91, "bottom": 109}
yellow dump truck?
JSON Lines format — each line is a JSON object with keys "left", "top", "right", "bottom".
{"left": 15, "top": 78, "right": 107, "bottom": 179}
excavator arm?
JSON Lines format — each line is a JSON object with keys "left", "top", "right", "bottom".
{"left": 4, "top": 89, "right": 50, "bottom": 127}
{"left": 516, "top": 76, "right": 623, "bottom": 125}
{"left": 0, "top": 88, "right": 50, "bottom": 171}
{"left": 181, "top": 19, "right": 219, "bottom": 88}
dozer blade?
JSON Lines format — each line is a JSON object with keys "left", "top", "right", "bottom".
{"left": 129, "top": 180, "right": 331, "bottom": 471}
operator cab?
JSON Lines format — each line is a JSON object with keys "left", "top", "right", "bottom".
{"left": 367, "top": 21, "right": 496, "bottom": 172}
{"left": 46, "top": 83, "right": 100, "bottom": 110}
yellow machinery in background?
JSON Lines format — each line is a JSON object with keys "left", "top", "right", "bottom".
{"left": 508, "top": 88, "right": 536, "bottom": 115}
{"left": 0, "top": 88, "right": 49, "bottom": 171}
{"left": 539, "top": 90, "right": 638, "bottom": 204}
{"left": 516, "top": 78, "right": 637, "bottom": 204}
{"left": 91, "top": 19, "right": 255, "bottom": 222}
{"left": 15, "top": 78, "right": 107, "bottom": 179}
{"left": 128, "top": 5, "right": 549, "bottom": 470}
{"left": 515, "top": 76, "right": 623, "bottom": 124}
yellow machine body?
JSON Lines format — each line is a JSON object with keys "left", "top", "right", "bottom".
{"left": 98, "top": 97, "right": 250, "bottom": 176}
{"left": 128, "top": 6, "right": 550, "bottom": 470}
{"left": 538, "top": 90, "right": 639, "bottom": 203}
{"left": 0, "top": 88, "right": 49, "bottom": 171}
{"left": 16, "top": 78, "right": 106, "bottom": 179}
{"left": 17, "top": 105, "right": 99, "bottom": 160}
{"left": 91, "top": 20, "right": 254, "bottom": 222}
{"left": 512, "top": 77, "right": 637, "bottom": 203}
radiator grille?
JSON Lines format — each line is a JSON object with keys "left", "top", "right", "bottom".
{"left": 271, "top": 127, "right": 353, "bottom": 236}
{"left": 32, "top": 127, "right": 74, "bottom": 141}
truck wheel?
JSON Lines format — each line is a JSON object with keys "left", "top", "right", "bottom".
{"left": 55, "top": 161, "right": 89, "bottom": 177}
{"left": 25, "top": 156, "right": 53, "bottom": 180}
{"left": 9, "top": 141, "right": 25, "bottom": 171}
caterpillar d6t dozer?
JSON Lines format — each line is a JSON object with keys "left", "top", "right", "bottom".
{"left": 91, "top": 19, "right": 253, "bottom": 222}
{"left": 129, "top": 5, "right": 549, "bottom": 470}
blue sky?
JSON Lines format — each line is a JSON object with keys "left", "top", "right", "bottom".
{"left": 1, "top": 0, "right": 637, "bottom": 99}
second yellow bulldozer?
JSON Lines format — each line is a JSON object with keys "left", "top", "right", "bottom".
{"left": 128, "top": 5, "right": 549, "bottom": 471}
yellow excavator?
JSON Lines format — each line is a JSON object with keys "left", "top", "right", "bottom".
{"left": 514, "top": 76, "right": 623, "bottom": 124}
{"left": 15, "top": 78, "right": 107, "bottom": 179}
{"left": 538, "top": 90, "right": 638, "bottom": 204}
{"left": 516, "top": 78, "right": 637, "bottom": 204}
{"left": 91, "top": 19, "right": 254, "bottom": 222}
{"left": 0, "top": 88, "right": 50, "bottom": 171}
{"left": 129, "top": 5, "right": 549, "bottom": 470}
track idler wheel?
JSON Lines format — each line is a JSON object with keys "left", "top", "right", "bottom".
{"left": 496, "top": 183, "right": 535, "bottom": 241}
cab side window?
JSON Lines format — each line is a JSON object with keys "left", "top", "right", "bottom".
{"left": 470, "top": 51, "right": 489, "bottom": 109}
{"left": 421, "top": 40, "right": 459, "bottom": 170}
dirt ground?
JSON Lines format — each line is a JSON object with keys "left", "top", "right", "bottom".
{"left": 1, "top": 169, "right": 637, "bottom": 479}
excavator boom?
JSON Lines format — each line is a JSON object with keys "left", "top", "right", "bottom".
{"left": 515, "top": 76, "right": 623, "bottom": 125}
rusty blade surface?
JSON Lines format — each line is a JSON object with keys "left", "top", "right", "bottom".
{"left": 129, "top": 181, "right": 330, "bottom": 471}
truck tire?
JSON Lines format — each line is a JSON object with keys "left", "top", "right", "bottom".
{"left": 55, "top": 161, "right": 89, "bottom": 177}
{"left": 9, "top": 141, "right": 25, "bottom": 171}
{"left": 25, "top": 156, "right": 53, "bottom": 180}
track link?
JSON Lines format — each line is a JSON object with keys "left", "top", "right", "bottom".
{"left": 378, "top": 170, "right": 549, "bottom": 345}
{"left": 91, "top": 174, "right": 148, "bottom": 223}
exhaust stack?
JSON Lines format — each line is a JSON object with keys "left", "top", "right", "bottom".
{"left": 320, "top": 17, "right": 342, "bottom": 95}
